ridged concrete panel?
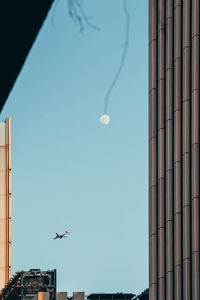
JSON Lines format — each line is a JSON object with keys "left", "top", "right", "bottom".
{"left": 192, "top": 1, "right": 200, "bottom": 299}
{"left": 149, "top": 0, "right": 200, "bottom": 298}
{"left": 149, "top": 1, "right": 158, "bottom": 299}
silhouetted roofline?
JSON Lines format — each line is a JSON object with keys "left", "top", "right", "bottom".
{"left": 87, "top": 294, "right": 136, "bottom": 299}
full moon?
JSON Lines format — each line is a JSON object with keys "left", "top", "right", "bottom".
{"left": 99, "top": 114, "right": 110, "bottom": 125}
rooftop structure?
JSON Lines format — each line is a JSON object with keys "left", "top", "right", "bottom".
{"left": 0, "top": 269, "right": 56, "bottom": 300}
{"left": 87, "top": 293, "right": 135, "bottom": 300}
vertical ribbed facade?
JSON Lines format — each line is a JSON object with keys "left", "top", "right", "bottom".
{"left": 0, "top": 117, "right": 11, "bottom": 291}
{"left": 149, "top": 1, "right": 200, "bottom": 299}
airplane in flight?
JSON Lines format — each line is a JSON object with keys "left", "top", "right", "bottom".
{"left": 53, "top": 229, "right": 70, "bottom": 240}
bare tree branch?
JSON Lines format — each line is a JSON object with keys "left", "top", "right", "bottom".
{"left": 74, "top": 0, "right": 100, "bottom": 31}
{"left": 67, "top": 0, "right": 84, "bottom": 32}
{"left": 67, "top": 0, "right": 100, "bottom": 32}
{"left": 51, "top": 0, "right": 61, "bottom": 27}
{"left": 104, "top": 0, "right": 130, "bottom": 114}
{"left": 51, "top": 0, "right": 131, "bottom": 119}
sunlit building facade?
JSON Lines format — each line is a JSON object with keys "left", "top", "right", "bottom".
{"left": 0, "top": 117, "right": 11, "bottom": 290}
{"left": 149, "top": 0, "right": 200, "bottom": 299}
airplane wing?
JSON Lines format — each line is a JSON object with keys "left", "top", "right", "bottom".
{"left": 60, "top": 232, "right": 68, "bottom": 238}
{"left": 53, "top": 233, "right": 60, "bottom": 239}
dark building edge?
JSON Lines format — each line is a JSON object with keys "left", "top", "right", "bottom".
{"left": 0, "top": 0, "right": 54, "bottom": 113}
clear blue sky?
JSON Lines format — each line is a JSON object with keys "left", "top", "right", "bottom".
{"left": 1, "top": 0, "right": 148, "bottom": 296}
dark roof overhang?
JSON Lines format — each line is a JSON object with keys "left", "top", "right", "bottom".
{"left": 0, "top": 0, "right": 54, "bottom": 112}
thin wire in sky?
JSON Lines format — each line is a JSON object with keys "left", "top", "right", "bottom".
{"left": 103, "top": 0, "right": 130, "bottom": 114}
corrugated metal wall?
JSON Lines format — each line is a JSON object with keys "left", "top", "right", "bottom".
{"left": 149, "top": 1, "right": 200, "bottom": 299}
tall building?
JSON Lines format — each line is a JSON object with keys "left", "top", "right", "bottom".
{"left": 0, "top": 117, "right": 11, "bottom": 290}
{"left": 149, "top": 0, "right": 200, "bottom": 299}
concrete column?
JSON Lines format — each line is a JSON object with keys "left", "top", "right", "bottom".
{"left": 192, "top": 0, "right": 200, "bottom": 299}
{"left": 166, "top": 1, "right": 174, "bottom": 299}
{"left": 157, "top": 0, "right": 166, "bottom": 299}
{"left": 182, "top": 1, "right": 191, "bottom": 299}
{"left": 174, "top": 1, "right": 182, "bottom": 300}
{"left": 149, "top": 1, "right": 158, "bottom": 300}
